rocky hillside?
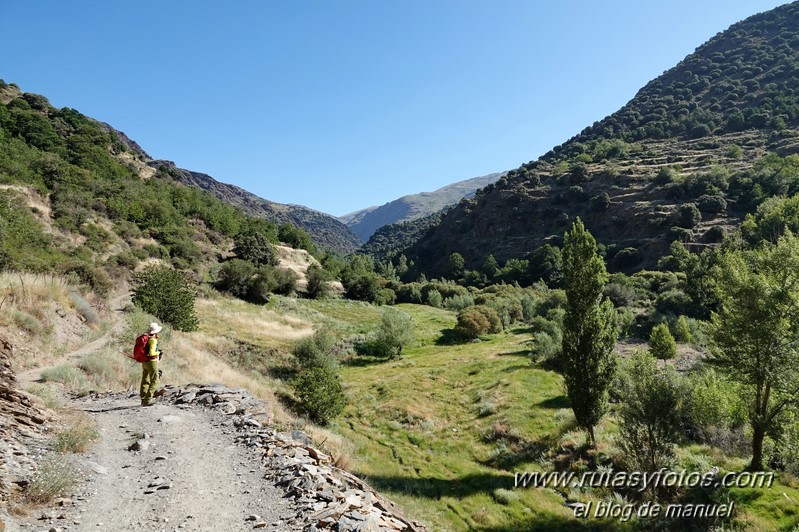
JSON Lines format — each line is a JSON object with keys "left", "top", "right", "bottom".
{"left": 341, "top": 172, "right": 505, "bottom": 241}
{"left": 160, "top": 164, "right": 362, "bottom": 254}
{"left": 0, "top": 336, "right": 49, "bottom": 507}
{"left": 102, "top": 124, "right": 362, "bottom": 255}
{"left": 405, "top": 1, "right": 799, "bottom": 276}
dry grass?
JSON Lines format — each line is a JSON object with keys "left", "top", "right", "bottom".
{"left": 25, "top": 383, "right": 63, "bottom": 410}
{"left": 51, "top": 410, "right": 99, "bottom": 453}
{"left": 0, "top": 273, "right": 73, "bottom": 311}
{"left": 22, "top": 455, "right": 77, "bottom": 505}
{"left": 0, "top": 273, "right": 99, "bottom": 372}
{"left": 196, "top": 295, "right": 314, "bottom": 348}
{"left": 304, "top": 425, "right": 356, "bottom": 470}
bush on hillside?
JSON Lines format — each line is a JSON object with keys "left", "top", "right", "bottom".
{"left": 132, "top": 265, "right": 198, "bottom": 331}
{"left": 305, "top": 264, "right": 334, "bottom": 299}
{"left": 675, "top": 203, "right": 702, "bottom": 229}
{"left": 618, "top": 350, "right": 685, "bottom": 480}
{"left": 649, "top": 323, "right": 677, "bottom": 360}
{"left": 374, "top": 308, "right": 414, "bottom": 359}
{"left": 291, "top": 366, "right": 347, "bottom": 425}
{"left": 233, "top": 228, "right": 278, "bottom": 266}
{"left": 455, "top": 305, "right": 503, "bottom": 339}
{"left": 687, "top": 368, "right": 747, "bottom": 449}
{"left": 293, "top": 330, "right": 337, "bottom": 370}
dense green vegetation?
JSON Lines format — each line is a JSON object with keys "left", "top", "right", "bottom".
{"left": 6, "top": 3, "right": 799, "bottom": 528}
{"left": 0, "top": 79, "right": 321, "bottom": 301}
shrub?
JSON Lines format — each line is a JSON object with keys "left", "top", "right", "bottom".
{"left": 654, "top": 167, "right": 678, "bottom": 185}
{"left": 486, "top": 297, "right": 524, "bottom": 328}
{"left": 443, "top": 293, "right": 475, "bottom": 311}
{"left": 704, "top": 225, "right": 726, "bottom": 243}
{"left": 673, "top": 315, "right": 693, "bottom": 343}
{"left": 12, "top": 310, "right": 46, "bottom": 336}
{"left": 51, "top": 413, "right": 99, "bottom": 453}
{"left": 610, "top": 247, "right": 641, "bottom": 270}
{"left": 396, "top": 283, "right": 423, "bottom": 304}
{"left": 132, "top": 265, "right": 198, "bottom": 331}
{"left": 215, "top": 259, "right": 256, "bottom": 298}
{"left": 41, "top": 365, "right": 88, "bottom": 389}
{"left": 291, "top": 366, "right": 347, "bottom": 424}
{"left": 293, "top": 331, "right": 337, "bottom": 370}
{"left": 688, "top": 369, "right": 747, "bottom": 444}
{"left": 618, "top": 351, "right": 684, "bottom": 484}
{"left": 233, "top": 228, "right": 278, "bottom": 266}
{"left": 24, "top": 455, "right": 77, "bottom": 504}
{"left": 590, "top": 192, "right": 611, "bottom": 211}
{"left": 345, "top": 273, "right": 381, "bottom": 303}
{"left": 455, "top": 305, "right": 503, "bottom": 339}
{"left": 603, "top": 282, "right": 639, "bottom": 307}
{"left": 374, "top": 308, "right": 414, "bottom": 359}
{"left": 374, "top": 287, "right": 396, "bottom": 306}
{"left": 675, "top": 203, "right": 701, "bottom": 229}
{"left": 656, "top": 289, "right": 693, "bottom": 316}
{"left": 492, "top": 488, "right": 520, "bottom": 505}
{"left": 649, "top": 323, "right": 677, "bottom": 360}
{"left": 305, "top": 265, "right": 334, "bottom": 299}
{"left": 426, "top": 289, "right": 443, "bottom": 308}
{"left": 62, "top": 262, "right": 113, "bottom": 296}
{"left": 697, "top": 194, "right": 727, "bottom": 214}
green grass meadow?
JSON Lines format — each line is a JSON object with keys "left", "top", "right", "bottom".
{"left": 200, "top": 295, "right": 799, "bottom": 531}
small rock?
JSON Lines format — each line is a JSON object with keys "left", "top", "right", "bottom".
{"left": 253, "top": 523, "right": 267, "bottom": 529}
{"left": 245, "top": 515, "right": 261, "bottom": 521}
{"left": 128, "top": 439, "right": 150, "bottom": 452}
{"left": 155, "top": 456, "right": 167, "bottom": 461}
{"left": 87, "top": 461, "right": 108, "bottom": 475}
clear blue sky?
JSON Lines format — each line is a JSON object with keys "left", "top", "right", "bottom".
{"left": 1, "top": 1, "right": 789, "bottom": 217}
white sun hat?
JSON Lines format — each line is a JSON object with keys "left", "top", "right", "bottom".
{"left": 147, "top": 322, "right": 163, "bottom": 335}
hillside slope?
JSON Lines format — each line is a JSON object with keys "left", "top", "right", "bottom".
{"left": 101, "top": 122, "right": 361, "bottom": 255}
{"left": 163, "top": 163, "right": 363, "bottom": 254}
{"left": 341, "top": 172, "right": 505, "bottom": 241}
{"left": 406, "top": 1, "right": 799, "bottom": 276}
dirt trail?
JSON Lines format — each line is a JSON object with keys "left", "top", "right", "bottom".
{"left": 17, "top": 291, "right": 131, "bottom": 389}
{"left": 8, "top": 293, "right": 302, "bottom": 531}
{"left": 63, "top": 394, "right": 300, "bottom": 531}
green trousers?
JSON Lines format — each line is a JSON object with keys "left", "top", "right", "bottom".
{"left": 140, "top": 359, "right": 159, "bottom": 404}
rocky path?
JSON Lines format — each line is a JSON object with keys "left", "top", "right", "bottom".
{"left": 56, "top": 394, "right": 301, "bottom": 532}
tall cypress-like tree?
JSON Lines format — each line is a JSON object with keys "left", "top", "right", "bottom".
{"left": 561, "top": 218, "right": 618, "bottom": 445}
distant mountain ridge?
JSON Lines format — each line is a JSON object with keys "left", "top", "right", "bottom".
{"left": 340, "top": 172, "right": 505, "bottom": 241}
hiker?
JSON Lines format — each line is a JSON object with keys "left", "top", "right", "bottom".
{"left": 140, "top": 322, "right": 162, "bottom": 406}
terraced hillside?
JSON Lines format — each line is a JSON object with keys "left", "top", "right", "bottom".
{"left": 404, "top": 1, "right": 799, "bottom": 276}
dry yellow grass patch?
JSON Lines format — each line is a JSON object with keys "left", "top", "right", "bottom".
{"left": 196, "top": 296, "right": 313, "bottom": 348}
{"left": 159, "top": 332, "right": 297, "bottom": 425}
{"left": 117, "top": 151, "right": 156, "bottom": 179}
{"left": 0, "top": 184, "right": 52, "bottom": 219}
{"left": 275, "top": 245, "right": 319, "bottom": 291}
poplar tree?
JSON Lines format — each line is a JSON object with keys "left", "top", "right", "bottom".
{"left": 561, "top": 218, "right": 618, "bottom": 445}
{"left": 709, "top": 231, "right": 799, "bottom": 470}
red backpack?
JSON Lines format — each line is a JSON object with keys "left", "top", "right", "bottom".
{"left": 133, "top": 334, "right": 150, "bottom": 363}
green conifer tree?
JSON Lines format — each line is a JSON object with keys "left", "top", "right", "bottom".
{"left": 561, "top": 218, "right": 618, "bottom": 445}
